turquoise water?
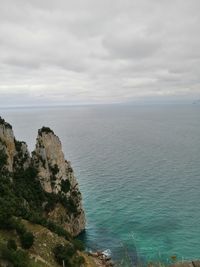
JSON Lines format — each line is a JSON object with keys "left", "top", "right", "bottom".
{"left": 1, "top": 104, "right": 200, "bottom": 264}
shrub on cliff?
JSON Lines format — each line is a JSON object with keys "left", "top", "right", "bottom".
{"left": 73, "top": 255, "right": 85, "bottom": 266}
{"left": 20, "top": 232, "right": 34, "bottom": 249}
{"left": 0, "top": 148, "right": 8, "bottom": 171}
{"left": 0, "top": 116, "right": 12, "bottom": 129}
{"left": 7, "top": 239, "right": 17, "bottom": 251}
{"left": 1, "top": 245, "right": 30, "bottom": 267}
{"left": 39, "top": 127, "right": 54, "bottom": 135}
{"left": 61, "top": 179, "right": 71, "bottom": 193}
{"left": 12, "top": 219, "right": 26, "bottom": 235}
{"left": 72, "top": 239, "right": 85, "bottom": 251}
{"left": 59, "top": 195, "right": 78, "bottom": 214}
{"left": 22, "top": 211, "right": 72, "bottom": 241}
{"left": 53, "top": 243, "right": 85, "bottom": 267}
{"left": 0, "top": 175, "right": 17, "bottom": 228}
{"left": 13, "top": 166, "right": 45, "bottom": 211}
{"left": 44, "top": 194, "right": 57, "bottom": 212}
{"left": 53, "top": 243, "right": 75, "bottom": 266}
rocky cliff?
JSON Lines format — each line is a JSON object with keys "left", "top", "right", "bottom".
{"left": 0, "top": 117, "right": 16, "bottom": 173}
{"left": 0, "top": 116, "right": 85, "bottom": 237}
{"left": 32, "top": 127, "right": 85, "bottom": 236}
{"left": 0, "top": 117, "right": 31, "bottom": 174}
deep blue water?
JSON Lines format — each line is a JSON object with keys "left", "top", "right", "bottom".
{"left": 1, "top": 104, "right": 200, "bottom": 265}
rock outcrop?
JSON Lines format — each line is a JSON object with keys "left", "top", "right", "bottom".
{"left": 32, "top": 127, "right": 86, "bottom": 236}
{"left": 0, "top": 117, "right": 16, "bottom": 173}
{"left": 0, "top": 117, "right": 85, "bottom": 237}
{"left": 0, "top": 117, "right": 31, "bottom": 174}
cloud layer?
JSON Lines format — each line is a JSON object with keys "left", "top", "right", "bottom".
{"left": 0, "top": 0, "right": 200, "bottom": 106}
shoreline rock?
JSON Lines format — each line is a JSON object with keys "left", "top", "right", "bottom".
{"left": 88, "top": 250, "right": 114, "bottom": 267}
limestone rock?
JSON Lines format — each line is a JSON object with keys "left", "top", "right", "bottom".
{"left": 0, "top": 117, "right": 31, "bottom": 173}
{"left": 0, "top": 117, "right": 16, "bottom": 172}
{"left": 32, "top": 126, "right": 86, "bottom": 236}
{"left": 32, "top": 127, "right": 69, "bottom": 193}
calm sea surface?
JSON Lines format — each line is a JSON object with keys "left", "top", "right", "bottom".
{"left": 1, "top": 104, "right": 200, "bottom": 264}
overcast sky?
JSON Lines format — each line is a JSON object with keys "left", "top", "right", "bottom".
{"left": 0, "top": 0, "right": 200, "bottom": 106}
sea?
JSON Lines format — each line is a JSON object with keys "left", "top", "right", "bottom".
{"left": 1, "top": 104, "right": 200, "bottom": 265}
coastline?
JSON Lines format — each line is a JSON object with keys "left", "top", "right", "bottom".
{"left": 88, "top": 251, "right": 114, "bottom": 267}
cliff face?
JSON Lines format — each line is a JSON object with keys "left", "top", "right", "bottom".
{"left": 32, "top": 127, "right": 86, "bottom": 236}
{"left": 0, "top": 118, "right": 30, "bottom": 174}
{"left": 0, "top": 118, "right": 16, "bottom": 173}
{"left": 0, "top": 117, "right": 85, "bottom": 237}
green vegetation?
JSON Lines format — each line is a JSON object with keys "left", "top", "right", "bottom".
{"left": 14, "top": 139, "right": 23, "bottom": 152}
{"left": 0, "top": 217, "right": 35, "bottom": 250}
{"left": 72, "top": 239, "right": 85, "bottom": 251}
{"left": 44, "top": 192, "right": 58, "bottom": 212}
{"left": 38, "top": 126, "right": 54, "bottom": 135}
{"left": 0, "top": 174, "right": 17, "bottom": 228}
{"left": 59, "top": 194, "right": 78, "bottom": 214}
{"left": 0, "top": 165, "right": 82, "bottom": 266}
{"left": 44, "top": 191, "right": 78, "bottom": 215}
{"left": 53, "top": 243, "right": 85, "bottom": 267}
{"left": 0, "top": 163, "right": 83, "bottom": 266}
{"left": 0, "top": 139, "right": 76, "bottom": 234}
{"left": 23, "top": 212, "right": 72, "bottom": 240}
{"left": 0, "top": 217, "right": 36, "bottom": 266}
{"left": 0, "top": 116, "right": 12, "bottom": 129}
{"left": 7, "top": 239, "right": 17, "bottom": 251}
{"left": 0, "top": 245, "right": 31, "bottom": 267}
{"left": 0, "top": 148, "right": 8, "bottom": 171}
{"left": 20, "top": 232, "right": 34, "bottom": 249}
{"left": 13, "top": 139, "right": 30, "bottom": 172}
{"left": 61, "top": 179, "right": 71, "bottom": 193}
{"left": 13, "top": 166, "right": 45, "bottom": 211}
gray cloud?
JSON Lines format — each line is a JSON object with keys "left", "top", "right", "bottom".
{"left": 103, "top": 34, "right": 162, "bottom": 59}
{"left": 0, "top": 0, "right": 200, "bottom": 106}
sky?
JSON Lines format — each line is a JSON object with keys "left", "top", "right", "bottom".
{"left": 0, "top": 0, "right": 200, "bottom": 106}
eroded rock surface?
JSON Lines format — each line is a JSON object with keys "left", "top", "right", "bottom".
{"left": 32, "top": 127, "right": 86, "bottom": 236}
{"left": 0, "top": 117, "right": 30, "bottom": 173}
{"left": 0, "top": 118, "right": 16, "bottom": 172}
